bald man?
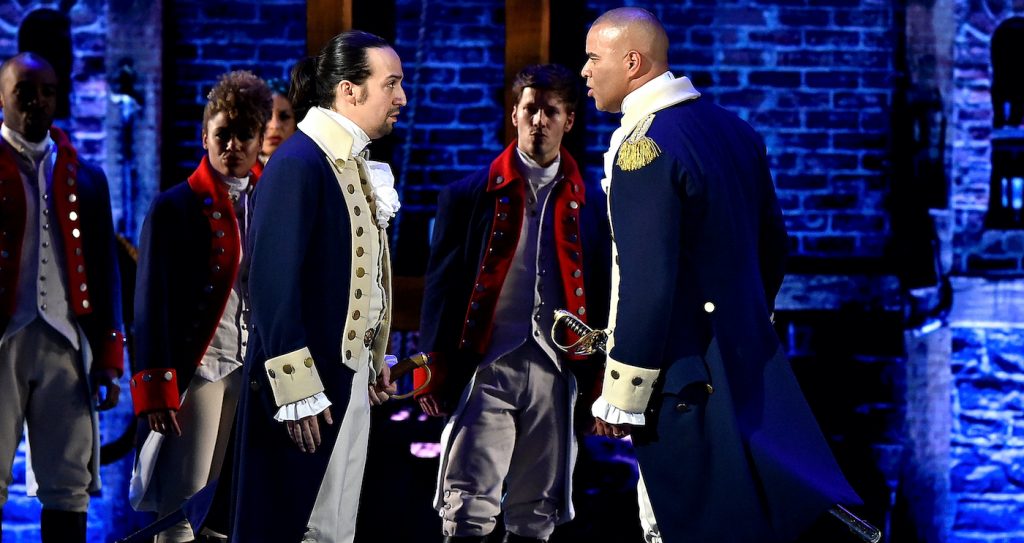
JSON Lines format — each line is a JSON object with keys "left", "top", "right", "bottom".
{"left": 581, "top": 8, "right": 860, "bottom": 543}
{"left": 0, "top": 53, "right": 124, "bottom": 543}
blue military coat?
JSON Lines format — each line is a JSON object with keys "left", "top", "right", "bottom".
{"left": 230, "top": 129, "right": 360, "bottom": 542}
{"left": 608, "top": 96, "right": 861, "bottom": 542}
{"left": 417, "top": 142, "right": 611, "bottom": 406}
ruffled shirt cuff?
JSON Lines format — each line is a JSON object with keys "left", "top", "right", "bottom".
{"left": 273, "top": 392, "right": 332, "bottom": 422}
{"left": 591, "top": 396, "right": 646, "bottom": 426}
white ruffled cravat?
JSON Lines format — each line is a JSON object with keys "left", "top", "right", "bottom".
{"left": 364, "top": 160, "right": 401, "bottom": 229}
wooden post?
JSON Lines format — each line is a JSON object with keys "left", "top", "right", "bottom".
{"left": 504, "top": 0, "right": 550, "bottom": 143}
{"left": 307, "top": 0, "right": 353, "bottom": 56}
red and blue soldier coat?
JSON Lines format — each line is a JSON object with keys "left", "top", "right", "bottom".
{"left": 415, "top": 142, "right": 611, "bottom": 403}
{"left": 0, "top": 126, "right": 124, "bottom": 373}
{"left": 130, "top": 156, "right": 259, "bottom": 415}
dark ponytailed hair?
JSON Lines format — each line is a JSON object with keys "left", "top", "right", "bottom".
{"left": 289, "top": 30, "right": 390, "bottom": 123}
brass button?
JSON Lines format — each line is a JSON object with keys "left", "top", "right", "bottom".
{"left": 268, "top": 369, "right": 276, "bottom": 378}
{"left": 706, "top": 384, "right": 714, "bottom": 395}
{"left": 164, "top": 371, "right": 173, "bottom": 381}
{"left": 348, "top": 330, "right": 357, "bottom": 340}
{"left": 572, "top": 269, "right": 582, "bottom": 278}
{"left": 347, "top": 184, "right": 355, "bottom": 194}
{"left": 610, "top": 370, "right": 620, "bottom": 380}
{"left": 345, "top": 350, "right": 353, "bottom": 360}
{"left": 352, "top": 310, "right": 361, "bottom": 319}
{"left": 283, "top": 364, "right": 294, "bottom": 375}
{"left": 631, "top": 377, "right": 643, "bottom": 386}
{"left": 356, "top": 247, "right": 364, "bottom": 257}
{"left": 354, "top": 207, "right": 361, "bottom": 216}
{"left": 355, "top": 289, "right": 363, "bottom": 299}
{"left": 356, "top": 267, "right": 365, "bottom": 277}
{"left": 357, "top": 227, "right": 364, "bottom": 236}
{"left": 304, "top": 357, "right": 314, "bottom": 368}
{"left": 575, "top": 287, "right": 583, "bottom": 296}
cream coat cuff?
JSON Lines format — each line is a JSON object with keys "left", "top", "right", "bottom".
{"left": 592, "top": 396, "right": 646, "bottom": 426}
{"left": 601, "top": 359, "right": 661, "bottom": 414}
{"left": 264, "top": 347, "right": 326, "bottom": 407}
{"left": 274, "top": 392, "right": 332, "bottom": 422}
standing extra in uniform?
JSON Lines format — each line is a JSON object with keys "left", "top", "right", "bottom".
{"left": 580, "top": 8, "right": 861, "bottom": 543}
{"left": 230, "top": 30, "right": 404, "bottom": 543}
{"left": 416, "top": 64, "right": 610, "bottom": 543}
{"left": 129, "top": 71, "right": 272, "bottom": 543}
{"left": 0, "top": 53, "right": 123, "bottom": 543}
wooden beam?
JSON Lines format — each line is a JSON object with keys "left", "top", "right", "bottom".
{"left": 504, "top": 0, "right": 550, "bottom": 143}
{"left": 307, "top": 0, "right": 353, "bottom": 56}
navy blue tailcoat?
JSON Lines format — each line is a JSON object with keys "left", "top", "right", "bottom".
{"left": 609, "top": 97, "right": 861, "bottom": 542}
{"left": 230, "top": 130, "right": 358, "bottom": 542}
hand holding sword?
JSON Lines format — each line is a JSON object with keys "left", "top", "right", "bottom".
{"left": 549, "top": 309, "right": 881, "bottom": 543}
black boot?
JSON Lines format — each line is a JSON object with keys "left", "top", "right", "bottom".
{"left": 503, "top": 533, "right": 546, "bottom": 543}
{"left": 40, "top": 509, "right": 86, "bottom": 543}
{"left": 444, "top": 537, "right": 487, "bottom": 543}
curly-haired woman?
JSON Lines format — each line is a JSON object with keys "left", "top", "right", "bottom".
{"left": 128, "top": 70, "right": 272, "bottom": 543}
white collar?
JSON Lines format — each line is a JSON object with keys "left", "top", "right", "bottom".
{"left": 619, "top": 71, "right": 701, "bottom": 130}
{"left": 2, "top": 123, "right": 53, "bottom": 163}
{"left": 514, "top": 147, "right": 560, "bottom": 188}
{"left": 217, "top": 170, "right": 250, "bottom": 199}
{"left": 318, "top": 107, "right": 371, "bottom": 156}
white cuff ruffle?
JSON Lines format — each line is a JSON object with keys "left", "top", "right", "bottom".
{"left": 366, "top": 160, "right": 401, "bottom": 229}
{"left": 591, "top": 396, "right": 646, "bottom": 426}
{"left": 274, "top": 392, "right": 333, "bottom": 422}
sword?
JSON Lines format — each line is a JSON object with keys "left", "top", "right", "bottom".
{"left": 550, "top": 309, "right": 882, "bottom": 543}
{"left": 551, "top": 309, "right": 608, "bottom": 356}
{"left": 388, "top": 351, "right": 434, "bottom": 400}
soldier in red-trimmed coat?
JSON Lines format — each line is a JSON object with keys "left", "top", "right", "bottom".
{"left": 415, "top": 64, "right": 611, "bottom": 543}
{"left": 0, "top": 53, "right": 124, "bottom": 543}
{"left": 128, "top": 71, "right": 271, "bottom": 543}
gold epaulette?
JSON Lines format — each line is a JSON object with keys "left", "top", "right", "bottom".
{"left": 616, "top": 114, "right": 661, "bottom": 171}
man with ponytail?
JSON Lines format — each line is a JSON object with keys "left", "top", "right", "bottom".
{"left": 230, "top": 30, "right": 405, "bottom": 543}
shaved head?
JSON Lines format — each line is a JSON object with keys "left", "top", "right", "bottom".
{"left": 0, "top": 52, "right": 58, "bottom": 141}
{"left": 592, "top": 7, "right": 669, "bottom": 70}
{"left": 581, "top": 7, "right": 670, "bottom": 112}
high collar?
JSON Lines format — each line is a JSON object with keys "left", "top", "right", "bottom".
{"left": 619, "top": 71, "right": 701, "bottom": 130}
{"left": 187, "top": 155, "right": 258, "bottom": 203}
{"left": 486, "top": 141, "right": 585, "bottom": 204}
{"left": 318, "top": 106, "right": 372, "bottom": 156}
{"left": 1, "top": 123, "right": 53, "bottom": 164}
{"left": 297, "top": 107, "right": 358, "bottom": 167}
{"left": 514, "top": 147, "right": 560, "bottom": 188}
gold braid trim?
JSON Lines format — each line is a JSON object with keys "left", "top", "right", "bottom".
{"left": 616, "top": 114, "right": 661, "bottom": 171}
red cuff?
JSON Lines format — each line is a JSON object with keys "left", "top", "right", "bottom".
{"left": 412, "top": 354, "right": 446, "bottom": 399}
{"left": 93, "top": 330, "right": 125, "bottom": 375}
{"left": 130, "top": 369, "right": 181, "bottom": 415}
